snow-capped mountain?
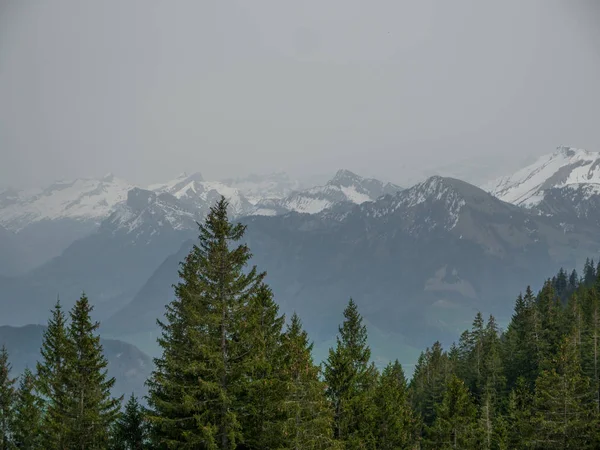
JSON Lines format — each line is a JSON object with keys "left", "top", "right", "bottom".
{"left": 103, "top": 188, "right": 199, "bottom": 240}
{"left": 0, "top": 173, "right": 132, "bottom": 231}
{"left": 485, "top": 146, "right": 600, "bottom": 208}
{"left": 0, "top": 174, "right": 133, "bottom": 273}
{"left": 219, "top": 172, "right": 303, "bottom": 204}
{"left": 149, "top": 172, "right": 254, "bottom": 217}
{"left": 253, "top": 169, "right": 402, "bottom": 215}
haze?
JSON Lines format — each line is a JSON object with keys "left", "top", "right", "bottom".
{"left": 1, "top": 0, "right": 599, "bottom": 189}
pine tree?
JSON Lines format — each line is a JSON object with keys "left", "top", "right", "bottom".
{"left": 532, "top": 335, "right": 595, "bottom": 449}
{"left": 12, "top": 368, "right": 43, "bottom": 449}
{"left": 146, "top": 197, "right": 265, "bottom": 449}
{"left": 426, "top": 375, "right": 479, "bottom": 450}
{"left": 36, "top": 300, "right": 70, "bottom": 448}
{"left": 505, "top": 377, "right": 534, "bottom": 449}
{"left": 409, "top": 341, "right": 452, "bottom": 426}
{"left": 111, "top": 394, "right": 148, "bottom": 450}
{"left": 323, "top": 299, "right": 378, "bottom": 449}
{"left": 238, "top": 284, "right": 286, "bottom": 449}
{"left": 0, "top": 346, "right": 15, "bottom": 450}
{"left": 503, "top": 287, "right": 540, "bottom": 389}
{"left": 584, "top": 258, "right": 596, "bottom": 286}
{"left": 278, "top": 313, "right": 336, "bottom": 450}
{"left": 374, "top": 360, "right": 417, "bottom": 449}
{"left": 63, "top": 294, "right": 121, "bottom": 449}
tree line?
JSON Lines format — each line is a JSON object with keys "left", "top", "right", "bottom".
{"left": 1, "top": 197, "right": 600, "bottom": 448}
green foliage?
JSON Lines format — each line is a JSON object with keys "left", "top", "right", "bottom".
{"left": 374, "top": 360, "right": 417, "bottom": 449}
{"left": 323, "top": 299, "right": 378, "bottom": 449}
{"left": 36, "top": 300, "right": 70, "bottom": 448}
{"left": 532, "top": 335, "right": 596, "bottom": 449}
{"left": 278, "top": 313, "right": 337, "bottom": 450}
{"left": 238, "top": 284, "right": 286, "bottom": 449}
{"left": 63, "top": 294, "right": 122, "bottom": 449}
{"left": 146, "top": 197, "right": 265, "bottom": 449}
{"left": 111, "top": 394, "right": 149, "bottom": 450}
{"left": 426, "top": 375, "right": 479, "bottom": 449}
{"left": 409, "top": 341, "right": 452, "bottom": 426}
{"left": 12, "top": 368, "right": 43, "bottom": 449}
{"left": 0, "top": 346, "right": 15, "bottom": 450}
{"left": 7, "top": 199, "right": 600, "bottom": 448}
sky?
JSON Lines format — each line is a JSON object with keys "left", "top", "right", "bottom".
{"left": 1, "top": 0, "right": 599, "bottom": 189}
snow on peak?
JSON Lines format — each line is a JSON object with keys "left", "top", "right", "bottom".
{"left": 485, "top": 146, "right": 600, "bottom": 207}
{"left": 252, "top": 170, "right": 402, "bottom": 216}
{"left": 361, "top": 176, "right": 468, "bottom": 231}
{"left": 219, "top": 172, "right": 302, "bottom": 204}
{"left": 328, "top": 169, "right": 364, "bottom": 187}
{"left": 148, "top": 173, "right": 253, "bottom": 217}
{"left": 0, "top": 175, "right": 133, "bottom": 231}
{"left": 148, "top": 172, "right": 204, "bottom": 194}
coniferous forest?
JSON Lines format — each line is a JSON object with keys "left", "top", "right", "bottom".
{"left": 2, "top": 197, "right": 600, "bottom": 449}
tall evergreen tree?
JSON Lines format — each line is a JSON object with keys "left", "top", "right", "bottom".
{"left": 584, "top": 258, "right": 596, "bottom": 286}
{"left": 36, "top": 300, "right": 70, "bottom": 449}
{"left": 505, "top": 377, "right": 534, "bottom": 449}
{"left": 409, "top": 341, "right": 452, "bottom": 426}
{"left": 63, "top": 294, "right": 121, "bottom": 449}
{"left": 238, "top": 284, "right": 286, "bottom": 449}
{"left": 532, "top": 335, "right": 595, "bottom": 449}
{"left": 426, "top": 375, "right": 479, "bottom": 450}
{"left": 12, "top": 368, "right": 43, "bottom": 449}
{"left": 0, "top": 346, "right": 15, "bottom": 450}
{"left": 111, "top": 394, "right": 149, "bottom": 450}
{"left": 323, "top": 299, "right": 378, "bottom": 449}
{"left": 374, "top": 360, "right": 417, "bottom": 449}
{"left": 279, "top": 313, "right": 336, "bottom": 450}
{"left": 147, "top": 197, "right": 265, "bottom": 449}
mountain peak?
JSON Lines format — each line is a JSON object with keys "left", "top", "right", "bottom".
{"left": 328, "top": 169, "right": 363, "bottom": 186}
{"left": 485, "top": 146, "right": 600, "bottom": 207}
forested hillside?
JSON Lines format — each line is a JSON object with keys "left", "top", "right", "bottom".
{"left": 0, "top": 197, "right": 599, "bottom": 448}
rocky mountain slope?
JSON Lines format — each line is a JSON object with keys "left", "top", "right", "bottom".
{"left": 485, "top": 146, "right": 600, "bottom": 206}
{"left": 485, "top": 146, "right": 600, "bottom": 226}
{"left": 104, "top": 176, "right": 600, "bottom": 363}
{"left": 253, "top": 169, "right": 402, "bottom": 215}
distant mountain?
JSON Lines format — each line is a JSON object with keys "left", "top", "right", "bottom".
{"left": 105, "top": 176, "right": 600, "bottom": 364}
{"left": 0, "top": 225, "right": 30, "bottom": 276}
{"left": 219, "top": 172, "right": 303, "bottom": 204}
{"left": 0, "top": 324, "right": 151, "bottom": 399}
{"left": 0, "top": 189, "right": 198, "bottom": 325}
{"left": 149, "top": 172, "right": 254, "bottom": 216}
{"left": 0, "top": 174, "right": 132, "bottom": 272}
{"left": 252, "top": 169, "right": 402, "bottom": 215}
{"left": 485, "top": 146, "right": 600, "bottom": 206}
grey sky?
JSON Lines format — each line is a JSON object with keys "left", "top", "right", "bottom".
{"left": 1, "top": 0, "right": 599, "bottom": 189}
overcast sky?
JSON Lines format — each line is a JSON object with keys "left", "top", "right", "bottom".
{"left": 1, "top": 0, "right": 599, "bottom": 189}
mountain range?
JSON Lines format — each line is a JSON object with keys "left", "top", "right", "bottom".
{"left": 2, "top": 146, "right": 600, "bottom": 370}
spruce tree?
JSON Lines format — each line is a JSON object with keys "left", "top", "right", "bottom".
{"left": 279, "top": 313, "right": 337, "bottom": 450}
{"left": 238, "top": 284, "right": 286, "bottom": 449}
{"left": 146, "top": 197, "right": 265, "bottom": 449}
{"left": 426, "top": 375, "right": 479, "bottom": 450}
{"left": 323, "top": 299, "right": 378, "bottom": 449}
{"left": 12, "top": 368, "right": 43, "bottom": 449}
{"left": 532, "top": 335, "right": 595, "bottom": 449}
{"left": 63, "top": 294, "right": 121, "bottom": 449}
{"left": 374, "top": 360, "right": 417, "bottom": 449}
{"left": 0, "top": 346, "right": 15, "bottom": 450}
{"left": 111, "top": 394, "right": 148, "bottom": 450}
{"left": 409, "top": 341, "right": 451, "bottom": 426}
{"left": 505, "top": 377, "right": 534, "bottom": 449}
{"left": 36, "top": 300, "right": 70, "bottom": 448}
